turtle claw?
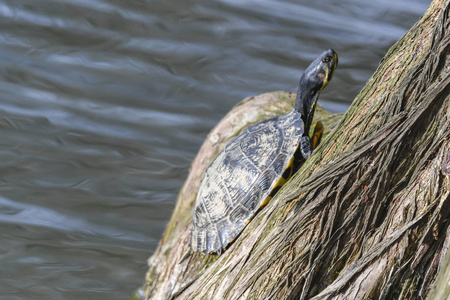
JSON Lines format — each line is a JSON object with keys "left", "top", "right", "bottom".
{"left": 301, "top": 121, "right": 324, "bottom": 159}
{"left": 300, "top": 136, "right": 312, "bottom": 159}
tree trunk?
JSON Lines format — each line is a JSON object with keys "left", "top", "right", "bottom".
{"left": 145, "top": 0, "right": 450, "bottom": 298}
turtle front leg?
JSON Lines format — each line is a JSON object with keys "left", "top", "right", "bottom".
{"left": 300, "top": 135, "right": 312, "bottom": 159}
{"left": 311, "top": 121, "right": 324, "bottom": 150}
{"left": 301, "top": 121, "right": 324, "bottom": 160}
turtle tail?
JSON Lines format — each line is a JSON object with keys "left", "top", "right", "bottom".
{"left": 179, "top": 248, "right": 193, "bottom": 264}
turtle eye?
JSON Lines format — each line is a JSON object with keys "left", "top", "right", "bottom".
{"left": 322, "top": 56, "right": 332, "bottom": 63}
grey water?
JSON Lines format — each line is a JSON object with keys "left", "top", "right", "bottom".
{"left": 0, "top": 0, "right": 429, "bottom": 299}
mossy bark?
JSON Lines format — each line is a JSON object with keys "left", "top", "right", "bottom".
{"left": 145, "top": 0, "right": 449, "bottom": 298}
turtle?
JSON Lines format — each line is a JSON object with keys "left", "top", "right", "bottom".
{"left": 181, "top": 49, "right": 338, "bottom": 262}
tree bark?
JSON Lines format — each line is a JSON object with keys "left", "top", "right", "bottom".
{"left": 145, "top": 0, "right": 450, "bottom": 299}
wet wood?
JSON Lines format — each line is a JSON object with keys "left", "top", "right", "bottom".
{"left": 145, "top": 0, "right": 449, "bottom": 298}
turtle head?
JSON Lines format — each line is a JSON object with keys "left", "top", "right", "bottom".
{"left": 294, "top": 49, "right": 338, "bottom": 130}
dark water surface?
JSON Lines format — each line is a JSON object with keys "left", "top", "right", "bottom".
{"left": 0, "top": 0, "right": 429, "bottom": 299}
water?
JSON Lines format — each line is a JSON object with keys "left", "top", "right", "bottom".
{"left": 0, "top": 0, "right": 429, "bottom": 299}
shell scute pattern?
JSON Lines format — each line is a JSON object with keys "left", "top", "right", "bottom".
{"left": 229, "top": 205, "right": 250, "bottom": 224}
{"left": 224, "top": 163, "right": 259, "bottom": 206}
{"left": 193, "top": 201, "right": 209, "bottom": 228}
{"left": 191, "top": 109, "right": 304, "bottom": 253}
{"left": 240, "top": 192, "right": 260, "bottom": 212}
{"left": 216, "top": 218, "right": 234, "bottom": 247}
{"left": 239, "top": 122, "right": 282, "bottom": 171}
{"left": 271, "top": 154, "right": 288, "bottom": 175}
{"left": 201, "top": 175, "right": 233, "bottom": 223}
{"left": 254, "top": 170, "right": 276, "bottom": 193}
{"left": 279, "top": 111, "right": 303, "bottom": 153}
{"left": 193, "top": 228, "right": 205, "bottom": 252}
{"left": 205, "top": 229, "right": 221, "bottom": 254}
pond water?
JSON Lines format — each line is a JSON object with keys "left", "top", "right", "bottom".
{"left": 0, "top": 0, "right": 430, "bottom": 299}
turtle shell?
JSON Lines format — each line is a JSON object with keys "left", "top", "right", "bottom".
{"left": 190, "top": 109, "right": 304, "bottom": 254}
